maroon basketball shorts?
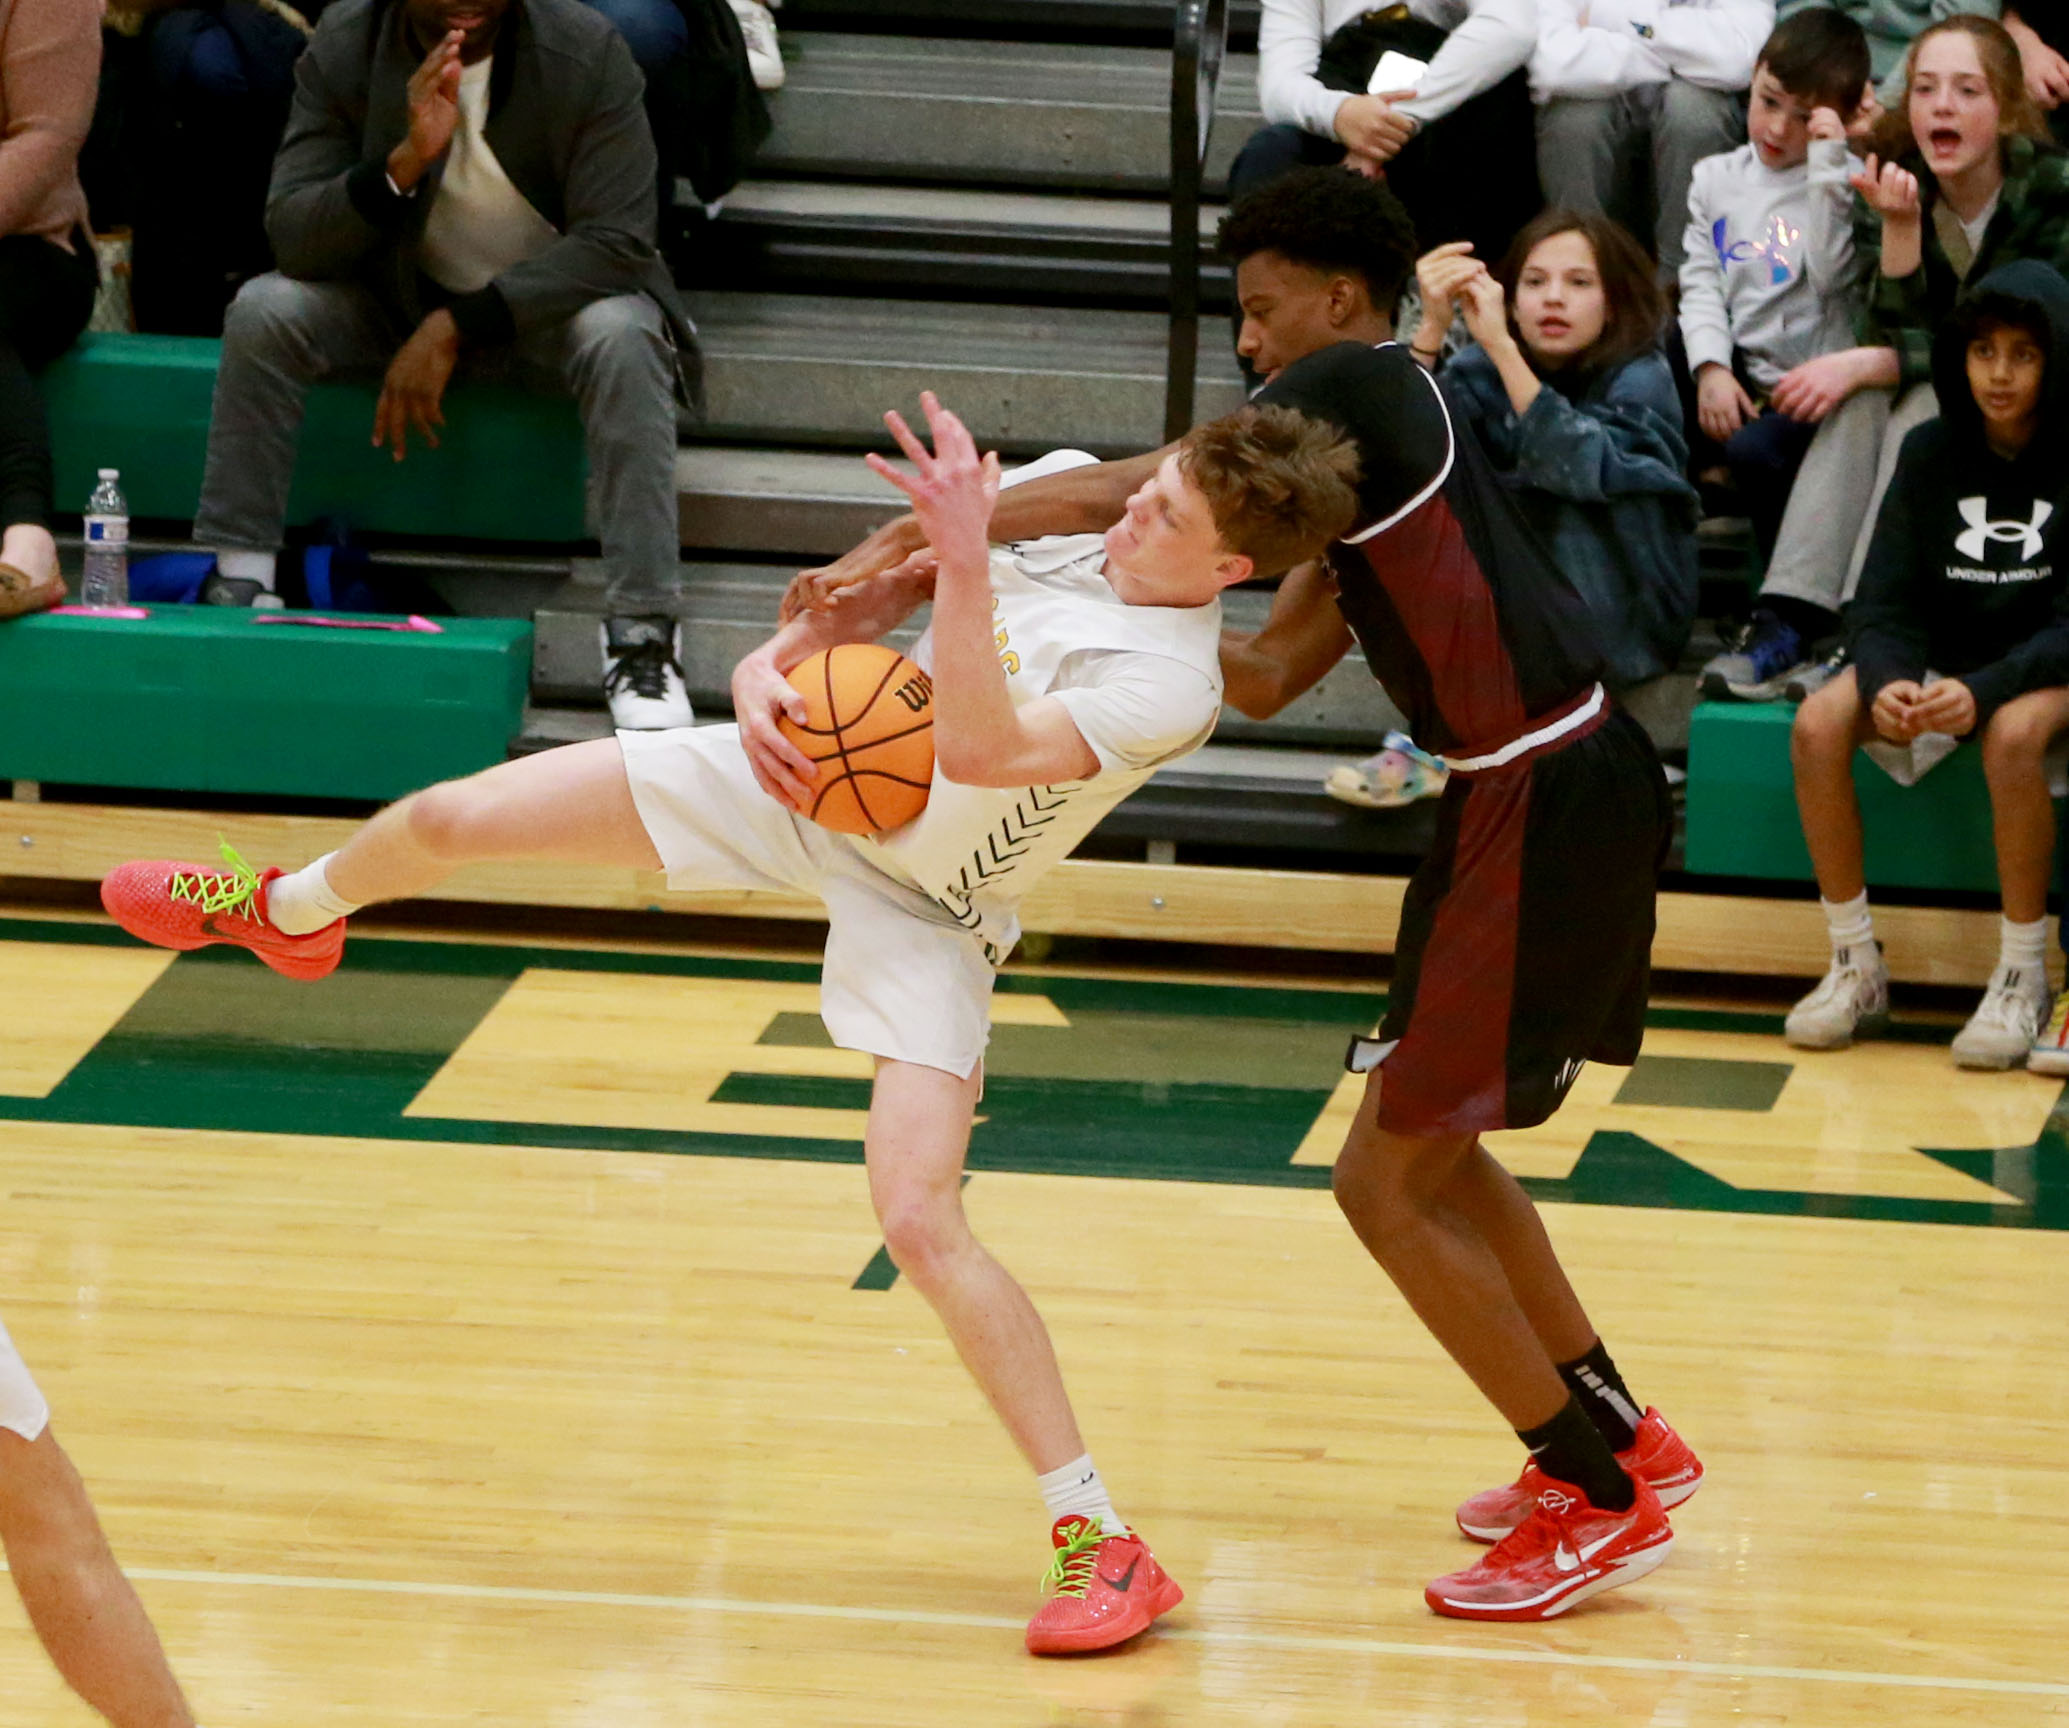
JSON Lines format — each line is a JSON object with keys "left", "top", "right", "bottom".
{"left": 1361, "top": 706, "right": 1672, "bottom": 1137}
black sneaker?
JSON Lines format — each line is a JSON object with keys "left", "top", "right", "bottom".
{"left": 1699, "top": 609, "right": 1811, "bottom": 701}
{"left": 601, "top": 615, "right": 692, "bottom": 730}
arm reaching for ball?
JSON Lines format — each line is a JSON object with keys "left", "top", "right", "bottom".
{"left": 734, "top": 553, "right": 936, "bottom": 810}
{"left": 783, "top": 443, "right": 1170, "bottom": 621}
{"left": 868, "top": 394, "right": 1103, "bottom": 788}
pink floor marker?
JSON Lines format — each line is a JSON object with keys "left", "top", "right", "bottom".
{"left": 49, "top": 604, "right": 151, "bottom": 620}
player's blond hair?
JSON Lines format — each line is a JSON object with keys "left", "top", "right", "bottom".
{"left": 1179, "top": 405, "right": 1362, "bottom": 577}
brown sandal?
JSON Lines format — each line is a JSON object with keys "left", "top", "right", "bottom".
{"left": 0, "top": 561, "right": 65, "bottom": 621}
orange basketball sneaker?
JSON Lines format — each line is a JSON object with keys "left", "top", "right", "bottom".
{"left": 1024, "top": 1515, "right": 1184, "bottom": 1655}
{"left": 101, "top": 844, "right": 345, "bottom": 981}
{"left": 1426, "top": 1477, "right": 1673, "bottom": 1622}
{"left": 1455, "top": 1407, "right": 1703, "bottom": 1542}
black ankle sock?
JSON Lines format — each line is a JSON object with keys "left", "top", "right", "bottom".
{"left": 1557, "top": 1339, "right": 1642, "bottom": 1453}
{"left": 1517, "top": 1396, "right": 1635, "bottom": 1512}
{"left": 1761, "top": 595, "right": 1840, "bottom": 647}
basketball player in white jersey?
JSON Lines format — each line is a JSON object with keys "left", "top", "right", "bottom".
{"left": 102, "top": 393, "right": 1360, "bottom": 1655}
{"left": 0, "top": 1318, "right": 198, "bottom": 1724}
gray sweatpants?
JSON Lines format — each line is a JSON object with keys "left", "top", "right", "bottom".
{"left": 1536, "top": 81, "right": 1746, "bottom": 274}
{"left": 192, "top": 273, "right": 683, "bottom": 613}
{"left": 1756, "top": 383, "right": 1939, "bottom": 613}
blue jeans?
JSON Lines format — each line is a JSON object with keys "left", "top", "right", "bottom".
{"left": 582, "top": 0, "right": 689, "bottom": 71}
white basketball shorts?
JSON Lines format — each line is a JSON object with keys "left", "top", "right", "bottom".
{"left": 0, "top": 1313, "right": 51, "bottom": 1442}
{"left": 617, "top": 725, "right": 996, "bottom": 1079}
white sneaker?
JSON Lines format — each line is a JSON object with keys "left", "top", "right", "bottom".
{"left": 1784, "top": 943, "right": 1891, "bottom": 1050}
{"left": 2029, "top": 989, "right": 2069, "bottom": 1076}
{"left": 729, "top": 0, "right": 784, "bottom": 91}
{"left": 1952, "top": 962, "right": 2053, "bottom": 1070}
{"left": 601, "top": 616, "right": 693, "bottom": 731}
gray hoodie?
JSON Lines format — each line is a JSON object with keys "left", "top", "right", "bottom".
{"left": 1678, "top": 136, "right": 1863, "bottom": 391}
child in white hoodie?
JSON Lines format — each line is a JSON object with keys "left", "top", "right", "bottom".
{"left": 1679, "top": 8, "right": 1872, "bottom": 556}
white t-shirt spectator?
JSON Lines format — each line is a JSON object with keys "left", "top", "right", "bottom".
{"left": 1530, "top": 0, "right": 1772, "bottom": 100}
{"left": 1257, "top": 0, "right": 1538, "bottom": 137}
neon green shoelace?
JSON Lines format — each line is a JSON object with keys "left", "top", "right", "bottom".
{"left": 167, "top": 841, "right": 263, "bottom": 918}
{"left": 1041, "top": 1520, "right": 1107, "bottom": 1598}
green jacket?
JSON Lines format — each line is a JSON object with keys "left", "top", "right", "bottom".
{"left": 1855, "top": 134, "right": 2069, "bottom": 389}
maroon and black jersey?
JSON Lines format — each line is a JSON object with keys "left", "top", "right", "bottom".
{"left": 1256, "top": 341, "right": 1606, "bottom": 754}
{"left": 1258, "top": 340, "right": 1664, "bottom": 1137}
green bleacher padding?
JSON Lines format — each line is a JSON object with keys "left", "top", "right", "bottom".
{"left": 0, "top": 608, "right": 532, "bottom": 801}
{"left": 1685, "top": 700, "right": 2004, "bottom": 893}
{"left": 42, "top": 333, "right": 588, "bottom": 542}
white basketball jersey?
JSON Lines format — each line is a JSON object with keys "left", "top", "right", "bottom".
{"left": 858, "top": 535, "right": 1222, "bottom": 961}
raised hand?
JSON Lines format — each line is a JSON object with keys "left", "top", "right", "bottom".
{"left": 1806, "top": 105, "right": 1846, "bottom": 144}
{"left": 389, "top": 30, "right": 465, "bottom": 192}
{"left": 1850, "top": 154, "right": 1921, "bottom": 221}
{"left": 1456, "top": 269, "right": 1511, "bottom": 353}
{"left": 1413, "top": 241, "right": 1482, "bottom": 354}
{"left": 864, "top": 393, "right": 1001, "bottom": 578}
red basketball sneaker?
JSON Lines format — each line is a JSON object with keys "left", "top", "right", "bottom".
{"left": 1426, "top": 1476, "right": 1672, "bottom": 1622}
{"left": 101, "top": 845, "right": 345, "bottom": 982}
{"left": 1024, "top": 1515, "right": 1184, "bottom": 1655}
{"left": 1455, "top": 1408, "right": 1703, "bottom": 1542}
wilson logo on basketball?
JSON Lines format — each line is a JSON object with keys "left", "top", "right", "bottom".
{"left": 893, "top": 671, "right": 933, "bottom": 714}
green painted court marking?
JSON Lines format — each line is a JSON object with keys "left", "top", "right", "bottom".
{"left": 3, "top": 920, "right": 2066, "bottom": 1231}
{"left": 1613, "top": 1054, "right": 1793, "bottom": 1111}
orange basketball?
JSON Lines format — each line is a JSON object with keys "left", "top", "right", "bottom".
{"left": 778, "top": 643, "right": 935, "bottom": 835}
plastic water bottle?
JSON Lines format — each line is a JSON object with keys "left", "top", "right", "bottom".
{"left": 82, "top": 469, "right": 129, "bottom": 606}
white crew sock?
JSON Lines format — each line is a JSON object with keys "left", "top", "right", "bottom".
{"left": 2000, "top": 914, "right": 2049, "bottom": 974}
{"left": 265, "top": 853, "right": 361, "bottom": 935}
{"left": 1037, "top": 1453, "right": 1125, "bottom": 1537}
{"left": 1821, "top": 891, "right": 1875, "bottom": 958}
{"left": 216, "top": 549, "right": 277, "bottom": 591}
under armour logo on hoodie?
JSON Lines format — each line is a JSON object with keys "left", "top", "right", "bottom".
{"left": 1714, "top": 213, "right": 1799, "bottom": 285}
{"left": 1955, "top": 496, "right": 2053, "bottom": 561}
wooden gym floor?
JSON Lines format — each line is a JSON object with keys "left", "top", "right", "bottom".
{"left": 3, "top": 907, "right": 2067, "bottom": 1725}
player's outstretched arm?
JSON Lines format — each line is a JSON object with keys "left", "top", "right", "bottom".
{"left": 783, "top": 444, "right": 1172, "bottom": 621}
{"left": 735, "top": 561, "right": 935, "bottom": 810}
{"left": 0, "top": 1426, "right": 197, "bottom": 1728}
{"left": 1220, "top": 560, "right": 1355, "bottom": 719}
{"left": 869, "top": 394, "right": 1102, "bottom": 788}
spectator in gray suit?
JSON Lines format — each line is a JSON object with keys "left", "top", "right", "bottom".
{"left": 192, "top": 0, "right": 702, "bottom": 728}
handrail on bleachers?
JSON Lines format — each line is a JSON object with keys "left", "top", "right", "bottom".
{"left": 1165, "top": 0, "right": 1229, "bottom": 441}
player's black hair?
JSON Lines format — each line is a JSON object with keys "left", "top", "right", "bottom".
{"left": 1216, "top": 167, "right": 1419, "bottom": 310}
{"left": 1757, "top": 9, "right": 1870, "bottom": 113}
